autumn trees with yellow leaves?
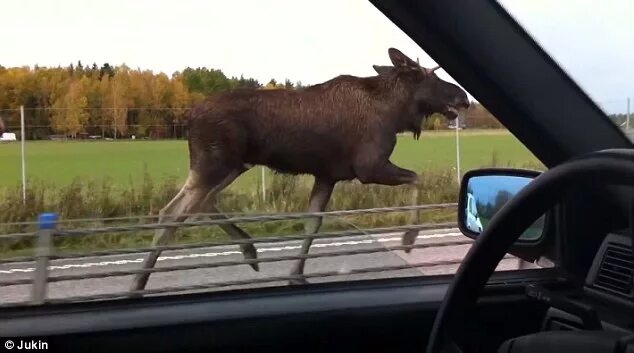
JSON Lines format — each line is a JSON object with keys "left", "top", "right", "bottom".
{"left": 0, "top": 62, "right": 498, "bottom": 139}
{"left": 0, "top": 63, "right": 273, "bottom": 139}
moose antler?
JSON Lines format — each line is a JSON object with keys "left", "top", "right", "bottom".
{"left": 424, "top": 65, "right": 441, "bottom": 74}
{"left": 415, "top": 56, "right": 441, "bottom": 74}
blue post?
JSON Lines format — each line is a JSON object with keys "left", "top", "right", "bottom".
{"left": 38, "top": 213, "right": 58, "bottom": 230}
{"left": 32, "top": 213, "right": 58, "bottom": 304}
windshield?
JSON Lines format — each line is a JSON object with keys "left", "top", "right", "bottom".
{"left": 0, "top": 0, "right": 563, "bottom": 307}
{"left": 499, "top": 0, "right": 634, "bottom": 140}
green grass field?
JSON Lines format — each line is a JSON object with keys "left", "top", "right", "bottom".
{"left": 0, "top": 129, "right": 544, "bottom": 255}
{"left": 0, "top": 129, "right": 541, "bottom": 191}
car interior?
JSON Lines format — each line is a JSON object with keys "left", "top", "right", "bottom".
{"left": 1, "top": 1, "right": 633, "bottom": 353}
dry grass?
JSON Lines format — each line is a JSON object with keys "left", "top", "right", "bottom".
{"left": 0, "top": 153, "right": 544, "bottom": 257}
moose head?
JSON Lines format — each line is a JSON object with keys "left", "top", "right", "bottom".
{"left": 373, "top": 48, "right": 470, "bottom": 137}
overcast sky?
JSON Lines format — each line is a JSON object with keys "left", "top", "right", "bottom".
{"left": 1, "top": 0, "right": 632, "bottom": 113}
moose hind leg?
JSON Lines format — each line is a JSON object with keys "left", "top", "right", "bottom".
{"left": 289, "top": 178, "right": 335, "bottom": 285}
{"left": 173, "top": 161, "right": 259, "bottom": 271}
{"left": 203, "top": 204, "right": 259, "bottom": 271}
{"left": 131, "top": 172, "right": 210, "bottom": 292}
{"left": 195, "top": 166, "right": 259, "bottom": 273}
{"left": 181, "top": 165, "right": 258, "bottom": 271}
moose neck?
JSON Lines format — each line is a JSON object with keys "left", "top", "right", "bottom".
{"left": 376, "top": 75, "right": 428, "bottom": 136}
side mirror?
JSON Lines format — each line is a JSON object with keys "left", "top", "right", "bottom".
{"left": 458, "top": 168, "right": 548, "bottom": 244}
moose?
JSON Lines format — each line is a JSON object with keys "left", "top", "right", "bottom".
{"left": 131, "top": 47, "right": 470, "bottom": 291}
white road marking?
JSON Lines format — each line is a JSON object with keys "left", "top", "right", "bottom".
{"left": 0, "top": 232, "right": 462, "bottom": 274}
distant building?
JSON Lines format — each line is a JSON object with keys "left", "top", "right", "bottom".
{"left": 447, "top": 114, "right": 467, "bottom": 129}
{"left": 0, "top": 133, "right": 17, "bottom": 142}
{"left": 0, "top": 117, "right": 16, "bottom": 141}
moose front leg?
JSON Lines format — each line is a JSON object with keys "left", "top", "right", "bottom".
{"left": 373, "top": 164, "right": 423, "bottom": 253}
{"left": 356, "top": 161, "right": 422, "bottom": 253}
{"left": 402, "top": 180, "right": 422, "bottom": 254}
{"left": 356, "top": 161, "right": 418, "bottom": 186}
{"left": 288, "top": 178, "right": 335, "bottom": 285}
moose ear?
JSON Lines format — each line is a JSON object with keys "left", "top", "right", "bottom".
{"left": 388, "top": 48, "right": 417, "bottom": 68}
{"left": 373, "top": 65, "right": 392, "bottom": 75}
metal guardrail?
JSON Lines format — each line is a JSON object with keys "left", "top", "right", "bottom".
{"left": 0, "top": 223, "right": 456, "bottom": 264}
{"left": 0, "top": 237, "right": 469, "bottom": 286}
{"left": 0, "top": 211, "right": 298, "bottom": 227}
{"left": 0, "top": 203, "right": 458, "bottom": 240}
{"left": 0, "top": 203, "right": 468, "bottom": 307}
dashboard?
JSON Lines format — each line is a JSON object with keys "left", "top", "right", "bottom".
{"left": 542, "top": 231, "right": 633, "bottom": 334}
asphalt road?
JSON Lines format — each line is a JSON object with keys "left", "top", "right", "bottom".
{"left": 0, "top": 228, "right": 533, "bottom": 305}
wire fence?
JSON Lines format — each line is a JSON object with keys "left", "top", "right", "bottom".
{"left": 0, "top": 98, "right": 630, "bottom": 141}
{"left": 0, "top": 106, "right": 519, "bottom": 141}
{"left": 0, "top": 107, "right": 190, "bottom": 140}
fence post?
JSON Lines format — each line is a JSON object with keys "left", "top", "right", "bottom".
{"left": 455, "top": 116, "right": 461, "bottom": 183}
{"left": 20, "top": 105, "right": 26, "bottom": 204}
{"left": 31, "top": 212, "right": 58, "bottom": 305}
{"left": 261, "top": 167, "right": 267, "bottom": 202}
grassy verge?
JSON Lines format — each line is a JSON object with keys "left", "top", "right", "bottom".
{"left": 0, "top": 168, "right": 458, "bottom": 257}
{"left": 0, "top": 130, "right": 540, "bottom": 188}
{"left": 0, "top": 155, "right": 544, "bottom": 258}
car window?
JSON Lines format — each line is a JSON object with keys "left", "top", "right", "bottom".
{"left": 0, "top": 0, "right": 548, "bottom": 306}
{"left": 499, "top": 0, "right": 634, "bottom": 142}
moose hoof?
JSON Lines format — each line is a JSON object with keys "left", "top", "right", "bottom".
{"left": 241, "top": 244, "right": 259, "bottom": 271}
{"left": 129, "top": 277, "right": 150, "bottom": 293}
{"left": 128, "top": 282, "right": 147, "bottom": 298}
{"left": 128, "top": 292, "right": 145, "bottom": 299}
{"left": 402, "top": 229, "right": 419, "bottom": 254}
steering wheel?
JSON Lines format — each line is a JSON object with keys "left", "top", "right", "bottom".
{"left": 426, "top": 149, "right": 634, "bottom": 353}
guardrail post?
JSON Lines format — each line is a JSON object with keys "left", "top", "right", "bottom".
{"left": 31, "top": 212, "right": 58, "bottom": 305}
{"left": 410, "top": 185, "right": 420, "bottom": 223}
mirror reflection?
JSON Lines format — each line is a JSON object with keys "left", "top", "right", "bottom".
{"left": 464, "top": 175, "right": 545, "bottom": 241}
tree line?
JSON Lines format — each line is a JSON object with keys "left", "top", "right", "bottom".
{"left": 0, "top": 62, "right": 501, "bottom": 139}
